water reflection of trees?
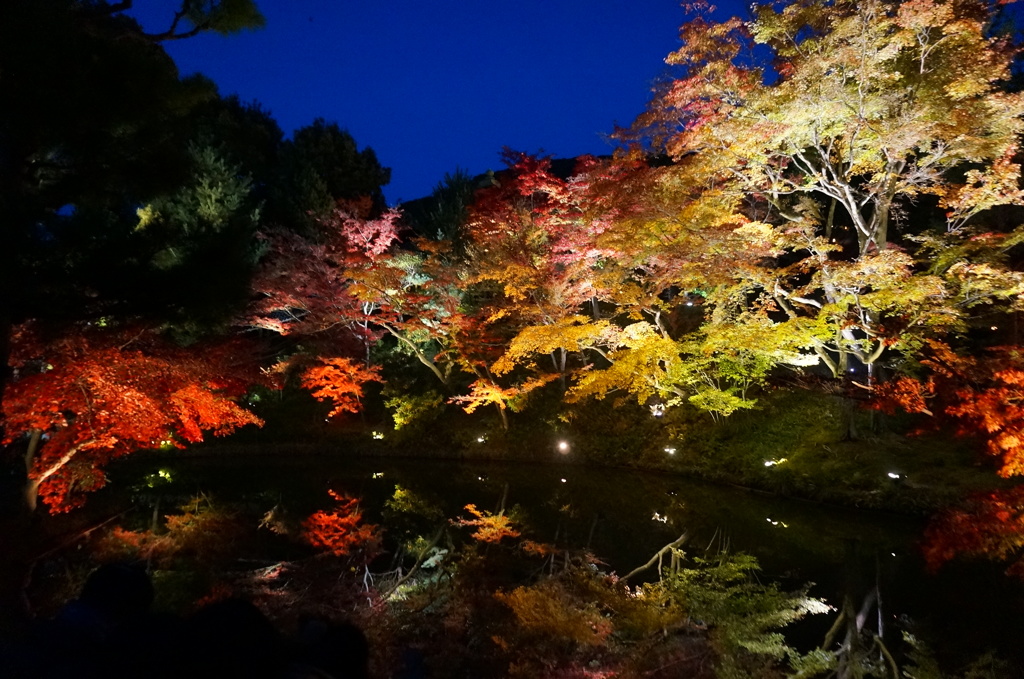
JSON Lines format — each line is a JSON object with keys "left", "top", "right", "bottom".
{"left": 8, "top": 460, "right": 1021, "bottom": 677}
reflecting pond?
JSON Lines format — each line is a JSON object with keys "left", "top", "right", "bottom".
{"left": 33, "top": 453, "right": 1024, "bottom": 674}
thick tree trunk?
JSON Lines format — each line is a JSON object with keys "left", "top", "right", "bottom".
{"left": 23, "top": 478, "right": 40, "bottom": 514}
{"left": 21, "top": 429, "right": 43, "bottom": 514}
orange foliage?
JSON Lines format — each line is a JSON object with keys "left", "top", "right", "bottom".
{"left": 453, "top": 504, "right": 521, "bottom": 543}
{"left": 923, "top": 486, "right": 1024, "bottom": 577}
{"left": 93, "top": 498, "right": 248, "bottom": 569}
{"left": 948, "top": 368, "right": 1024, "bottom": 477}
{"left": 871, "top": 377, "right": 935, "bottom": 416}
{"left": 2, "top": 323, "right": 265, "bottom": 512}
{"left": 302, "top": 490, "right": 381, "bottom": 558}
{"left": 874, "top": 349, "right": 1024, "bottom": 572}
{"left": 299, "top": 356, "right": 381, "bottom": 418}
{"left": 520, "top": 539, "right": 557, "bottom": 557}
{"left": 870, "top": 345, "right": 1024, "bottom": 478}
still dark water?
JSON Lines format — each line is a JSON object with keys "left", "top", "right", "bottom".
{"left": 104, "top": 452, "right": 1024, "bottom": 668}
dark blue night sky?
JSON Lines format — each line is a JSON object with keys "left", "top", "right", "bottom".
{"left": 129, "top": 1, "right": 749, "bottom": 204}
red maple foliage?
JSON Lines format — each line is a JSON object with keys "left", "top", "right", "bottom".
{"left": 872, "top": 344, "right": 1024, "bottom": 574}
{"left": 246, "top": 207, "right": 402, "bottom": 337}
{"left": 870, "top": 343, "right": 1024, "bottom": 478}
{"left": 947, "top": 365, "right": 1024, "bottom": 478}
{"left": 248, "top": 202, "right": 469, "bottom": 389}
{"left": 299, "top": 356, "right": 381, "bottom": 418}
{"left": 302, "top": 490, "right": 380, "bottom": 558}
{"left": 922, "top": 486, "right": 1024, "bottom": 577}
{"left": 2, "top": 322, "right": 265, "bottom": 512}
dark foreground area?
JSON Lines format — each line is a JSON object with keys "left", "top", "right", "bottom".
{"left": 2, "top": 455, "right": 1023, "bottom": 678}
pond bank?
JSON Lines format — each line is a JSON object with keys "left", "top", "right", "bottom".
{"left": 204, "top": 384, "right": 1011, "bottom": 519}
{"left": 158, "top": 426, "right": 1003, "bottom": 519}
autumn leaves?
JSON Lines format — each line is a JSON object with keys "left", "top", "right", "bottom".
{"left": 6, "top": 0, "right": 1024, "bottom": 513}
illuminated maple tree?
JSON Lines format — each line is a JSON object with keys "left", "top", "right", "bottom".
{"left": 298, "top": 356, "right": 381, "bottom": 418}
{"left": 449, "top": 372, "right": 557, "bottom": 430}
{"left": 248, "top": 204, "right": 468, "bottom": 387}
{"left": 466, "top": 154, "right": 605, "bottom": 358}
{"left": 2, "top": 323, "right": 264, "bottom": 512}
{"left": 247, "top": 204, "right": 402, "bottom": 339}
{"left": 636, "top": 0, "right": 1024, "bottom": 254}
{"left": 870, "top": 343, "right": 1024, "bottom": 477}
{"left": 576, "top": 0, "right": 1024, "bottom": 407}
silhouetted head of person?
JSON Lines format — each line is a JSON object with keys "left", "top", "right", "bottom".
{"left": 185, "top": 597, "right": 285, "bottom": 678}
{"left": 296, "top": 616, "right": 369, "bottom": 679}
{"left": 78, "top": 562, "right": 154, "bottom": 624}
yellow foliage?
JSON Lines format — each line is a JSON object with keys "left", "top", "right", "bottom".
{"left": 495, "top": 580, "right": 612, "bottom": 648}
{"left": 454, "top": 504, "right": 521, "bottom": 543}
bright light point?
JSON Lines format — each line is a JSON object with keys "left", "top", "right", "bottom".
{"left": 764, "top": 458, "right": 787, "bottom": 467}
{"left": 652, "top": 511, "right": 668, "bottom": 523}
{"left": 887, "top": 472, "right": 901, "bottom": 479}
{"left": 558, "top": 441, "right": 570, "bottom": 453}
{"left": 372, "top": 431, "right": 384, "bottom": 440}
{"left": 477, "top": 436, "right": 486, "bottom": 443}
{"left": 849, "top": 368, "right": 855, "bottom": 373}
{"left": 560, "top": 478, "right": 567, "bottom": 483}
{"left": 372, "top": 472, "right": 384, "bottom": 479}
{"left": 991, "top": 326, "right": 999, "bottom": 331}
{"left": 686, "top": 301, "right": 694, "bottom": 306}
{"left": 665, "top": 447, "right": 676, "bottom": 455}
{"left": 891, "top": 552, "right": 896, "bottom": 557}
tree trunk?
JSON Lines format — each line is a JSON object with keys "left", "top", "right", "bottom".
{"left": 23, "top": 479, "right": 39, "bottom": 514}
{"left": 22, "top": 429, "right": 43, "bottom": 514}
